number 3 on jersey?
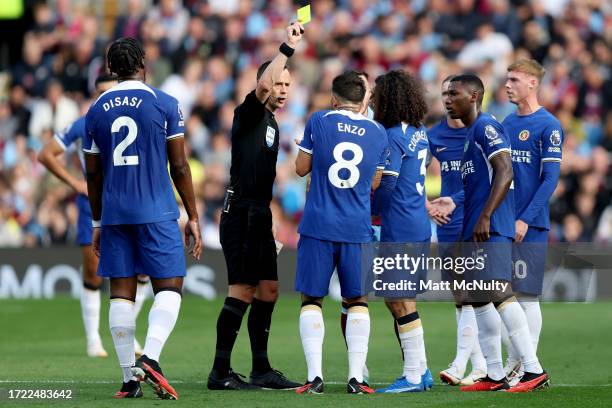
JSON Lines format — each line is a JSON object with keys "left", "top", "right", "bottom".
{"left": 416, "top": 148, "right": 427, "bottom": 196}
{"left": 112, "top": 116, "right": 139, "bottom": 166}
{"left": 328, "top": 142, "right": 363, "bottom": 188}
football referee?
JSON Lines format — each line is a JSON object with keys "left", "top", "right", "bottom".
{"left": 207, "top": 22, "right": 304, "bottom": 391}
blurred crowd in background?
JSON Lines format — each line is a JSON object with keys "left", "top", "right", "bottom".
{"left": 0, "top": 0, "right": 611, "bottom": 249}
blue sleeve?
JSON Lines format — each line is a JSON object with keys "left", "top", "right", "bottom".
{"left": 541, "top": 122, "right": 563, "bottom": 163}
{"left": 372, "top": 130, "right": 396, "bottom": 214}
{"left": 165, "top": 97, "right": 185, "bottom": 140}
{"left": 382, "top": 130, "right": 403, "bottom": 176}
{"left": 518, "top": 161, "right": 561, "bottom": 224}
{"left": 475, "top": 119, "right": 511, "bottom": 161}
{"left": 377, "top": 130, "right": 390, "bottom": 170}
{"left": 299, "top": 113, "right": 316, "bottom": 154}
{"left": 372, "top": 174, "right": 397, "bottom": 215}
{"left": 54, "top": 120, "right": 82, "bottom": 151}
{"left": 83, "top": 111, "right": 100, "bottom": 154}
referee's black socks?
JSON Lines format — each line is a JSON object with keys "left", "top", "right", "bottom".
{"left": 213, "top": 297, "right": 249, "bottom": 376}
{"left": 248, "top": 298, "right": 276, "bottom": 373}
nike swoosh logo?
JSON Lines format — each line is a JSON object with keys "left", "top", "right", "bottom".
{"left": 436, "top": 147, "right": 448, "bottom": 152}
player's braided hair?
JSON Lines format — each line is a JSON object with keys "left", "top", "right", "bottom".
{"left": 373, "top": 70, "right": 427, "bottom": 129}
{"left": 107, "top": 37, "right": 145, "bottom": 78}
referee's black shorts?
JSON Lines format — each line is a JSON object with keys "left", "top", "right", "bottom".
{"left": 219, "top": 200, "right": 278, "bottom": 286}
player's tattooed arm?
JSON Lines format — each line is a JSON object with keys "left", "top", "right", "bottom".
{"left": 372, "top": 168, "right": 383, "bottom": 190}
{"left": 473, "top": 151, "right": 513, "bottom": 242}
{"left": 168, "top": 137, "right": 202, "bottom": 260}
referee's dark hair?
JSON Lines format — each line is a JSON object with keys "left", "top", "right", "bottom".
{"left": 256, "top": 61, "right": 288, "bottom": 82}
{"left": 107, "top": 37, "right": 145, "bottom": 78}
{"left": 95, "top": 73, "right": 118, "bottom": 86}
{"left": 332, "top": 71, "right": 366, "bottom": 103}
{"left": 373, "top": 69, "right": 427, "bottom": 128}
{"left": 450, "top": 74, "right": 485, "bottom": 99}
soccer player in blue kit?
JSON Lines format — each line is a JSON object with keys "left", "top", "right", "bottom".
{"left": 502, "top": 59, "right": 562, "bottom": 386}
{"left": 369, "top": 70, "right": 432, "bottom": 393}
{"left": 83, "top": 38, "right": 202, "bottom": 399}
{"left": 294, "top": 71, "right": 388, "bottom": 395}
{"left": 445, "top": 74, "right": 549, "bottom": 392}
{"left": 428, "top": 76, "right": 487, "bottom": 387}
{"left": 38, "top": 74, "right": 150, "bottom": 359}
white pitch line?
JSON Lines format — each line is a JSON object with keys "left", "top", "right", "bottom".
{"left": 0, "top": 380, "right": 610, "bottom": 388}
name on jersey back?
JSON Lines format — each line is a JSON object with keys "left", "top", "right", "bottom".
{"left": 102, "top": 96, "right": 144, "bottom": 112}
{"left": 408, "top": 130, "right": 427, "bottom": 152}
{"left": 337, "top": 122, "right": 366, "bottom": 136}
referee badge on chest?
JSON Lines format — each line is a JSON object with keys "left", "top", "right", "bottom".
{"left": 266, "top": 126, "right": 276, "bottom": 147}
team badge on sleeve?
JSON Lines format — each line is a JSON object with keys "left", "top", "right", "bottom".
{"left": 550, "top": 130, "right": 561, "bottom": 146}
{"left": 519, "top": 130, "right": 530, "bottom": 141}
{"left": 485, "top": 125, "right": 499, "bottom": 140}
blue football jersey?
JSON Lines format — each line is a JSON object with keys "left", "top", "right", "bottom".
{"left": 54, "top": 116, "right": 86, "bottom": 175}
{"left": 428, "top": 119, "right": 467, "bottom": 235}
{"left": 461, "top": 113, "right": 515, "bottom": 241}
{"left": 83, "top": 80, "right": 184, "bottom": 225}
{"left": 503, "top": 108, "right": 563, "bottom": 230}
{"left": 381, "top": 124, "right": 431, "bottom": 242}
{"left": 298, "top": 110, "right": 388, "bottom": 243}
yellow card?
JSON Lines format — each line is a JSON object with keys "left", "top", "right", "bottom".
{"left": 297, "top": 4, "right": 311, "bottom": 24}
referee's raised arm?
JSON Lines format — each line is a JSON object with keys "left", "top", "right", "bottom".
{"left": 255, "top": 22, "right": 304, "bottom": 103}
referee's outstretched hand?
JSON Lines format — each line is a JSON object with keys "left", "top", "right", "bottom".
{"left": 286, "top": 21, "right": 304, "bottom": 48}
{"left": 185, "top": 218, "right": 202, "bottom": 260}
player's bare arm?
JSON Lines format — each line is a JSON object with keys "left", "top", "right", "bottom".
{"left": 473, "top": 152, "right": 513, "bottom": 242}
{"left": 372, "top": 168, "right": 383, "bottom": 190}
{"left": 168, "top": 137, "right": 202, "bottom": 260}
{"left": 255, "top": 22, "right": 303, "bottom": 103}
{"left": 295, "top": 148, "right": 312, "bottom": 176}
{"left": 84, "top": 153, "right": 103, "bottom": 256}
{"left": 38, "top": 139, "right": 88, "bottom": 195}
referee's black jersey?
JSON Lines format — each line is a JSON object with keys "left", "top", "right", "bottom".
{"left": 229, "top": 90, "right": 280, "bottom": 204}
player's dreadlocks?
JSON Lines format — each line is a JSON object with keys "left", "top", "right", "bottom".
{"left": 373, "top": 70, "right": 427, "bottom": 129}
{"left": 107, "top": 37, "right": 145, "bottom": 78}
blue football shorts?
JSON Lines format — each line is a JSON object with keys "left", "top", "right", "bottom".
{"left": 98, "top": 220, "right": 185, "bottom": 279}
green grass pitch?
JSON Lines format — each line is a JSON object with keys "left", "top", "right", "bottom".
{"left": 1, "top": 297, "right": 611, "bottom": 407}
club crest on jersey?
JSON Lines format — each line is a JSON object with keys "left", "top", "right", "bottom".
{"left": 550, "top": 130, "right": 561, "bottom": 146}
{"left": 485, "top": 125, "right": 499, "bottom": 140}
{"left": 266, "top": 126, "right": 276, "bottom": 147}
{"left": 519, "top": 130, "right": 530, "bottom": 141}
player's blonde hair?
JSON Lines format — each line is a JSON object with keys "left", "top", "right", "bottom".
{"left": 507, "top": 59, "right": 546, "bottom": 83}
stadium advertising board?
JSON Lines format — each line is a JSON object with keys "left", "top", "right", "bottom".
{"left": 1, "top": 246, "right": 610, "bottom": 300}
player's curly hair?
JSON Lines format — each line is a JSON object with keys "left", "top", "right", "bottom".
{"left": 373, "top": 70, "right": 427, "bottom": 129}
{"left": 107, "top": 37, "right": 145, "bottom": 78}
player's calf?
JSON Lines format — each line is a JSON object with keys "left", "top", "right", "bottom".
{"left": 345, "top": 300, "right": 370, "bottom": 385}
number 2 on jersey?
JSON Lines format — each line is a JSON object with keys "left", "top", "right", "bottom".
{"left": 112, "top": 116, "right": 139, "bottom": 166}
{"left": 328, "top": 142, "right": 363, "bottom": 188}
